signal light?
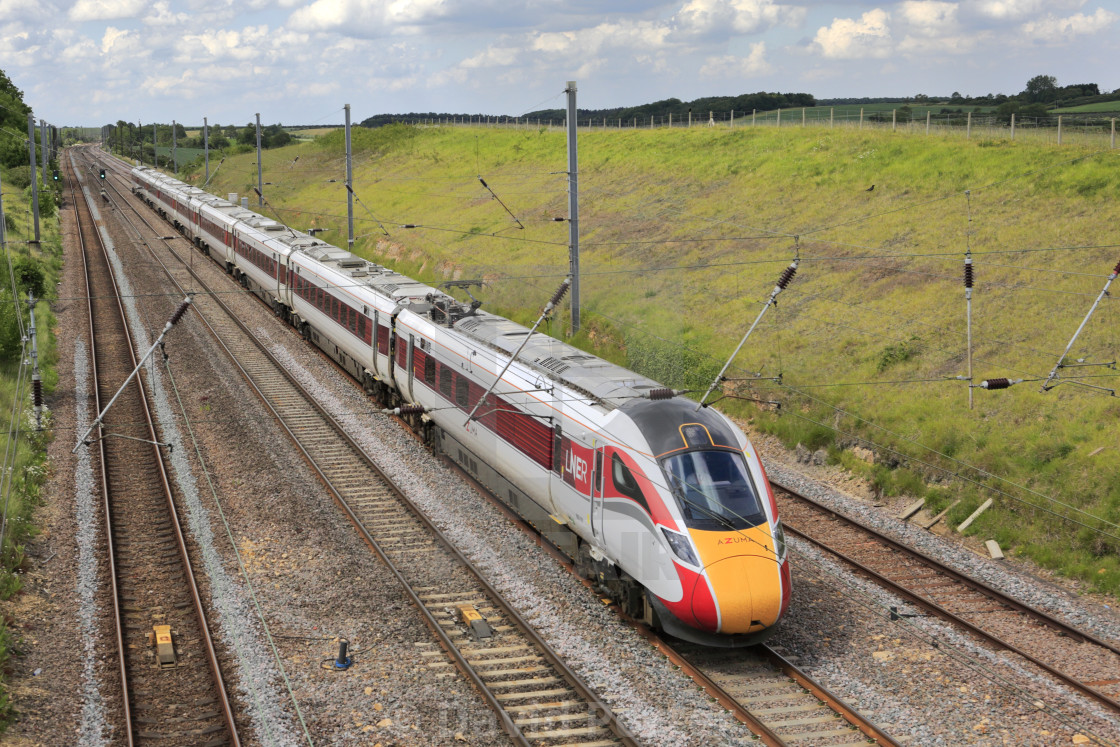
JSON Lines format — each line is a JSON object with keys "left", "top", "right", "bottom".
{"left": 99, "top": 169, "right": 106, "bottom": 179}
{"left": 52, "top": 170, "right": 60, "bottom": 181}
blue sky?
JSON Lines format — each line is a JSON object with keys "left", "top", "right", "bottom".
{"left": 1, "top": 0, "right": 1116, "bottom": 127}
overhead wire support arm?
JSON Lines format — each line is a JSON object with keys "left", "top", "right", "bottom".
{"left": 72, "top": 296, "right": 193, "bottom": 453}
{"left": 1040, "top": 258, "right": 1120, "bottom": 392}
{"left": 465, "top": 277, "right": 571, "bottom": 424}
{"left": 477, "top": 176, "right": 524, "bottom": 229}
{"left": 697, "top": 258, "right": 799, "bottom": 410}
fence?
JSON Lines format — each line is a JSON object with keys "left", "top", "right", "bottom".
{"left": 418, "top": 108, "right": 1119, "bottom": 149}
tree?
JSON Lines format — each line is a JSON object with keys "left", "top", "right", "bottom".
{"left": 1023, "top": 75, "right": 1058, "bottom": 104}
{"left": 996, "top": 100, "right": 1019, "bottom": 124}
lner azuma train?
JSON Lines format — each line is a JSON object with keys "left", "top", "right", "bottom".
{"left": 130, "top": 164, "right": 791, "bottom": 647}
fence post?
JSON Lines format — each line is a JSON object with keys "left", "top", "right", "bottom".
{"left": 830, "top": 107, "right": 834, "bottom": 128}
{"left": 777, "top": 109, "right": 781, "bottom": 128}
{"left": 650, "top": 115, "right": 654, "bottom": 128}
{"left": 892, "top": 109, "right": 896, "bottom": 131}
{"left": 1112, "top": 118, "right": 1116, "bottom": 149}
{"left": 669, "top": 113, "right": 672, "bottom": 128}
{"left": 802, "top": 107, "right": 806, "bottom": 127}
{"left": 859, "top": 108, "right": 863, "bottom": 129}
{"left": 1057, "top": 115, "right": 1063, "bottom": 145}
{"left": 731, "top": 110, "right": 735, "bottom": 127}
{"left": 966, "top": 111, "right": 971, "bottom": 139}
{"left": 752, "top": 109, "right": 756, "bottom": 126}
{"left": 1010, "top": 112, "right": 1015, "bottom": 140}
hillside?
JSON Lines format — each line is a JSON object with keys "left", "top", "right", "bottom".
{"left": 183, "top": 123, "right": 1120, "bottom": 598}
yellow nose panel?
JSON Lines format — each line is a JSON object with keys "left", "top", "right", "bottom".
{"left": 690, "top": 525, "right": 782, "bottom": 633}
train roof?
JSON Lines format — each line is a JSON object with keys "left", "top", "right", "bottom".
{"left": 131, "top": 165, "right": 660, "bottom": 406}
{"left": 453, "top": 312, "right": 662, "bottom": 409}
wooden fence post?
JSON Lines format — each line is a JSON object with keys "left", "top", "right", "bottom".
{"left": 830, "top": 107, "right": 834, "bottom": 128}
{"left": 1057, "top": 115, "right": 1063, "bottom": 145}
{"left": 752, "top": 109, "right": 756, "bottom": 126}
{"left": 966, "top": 111, "right": 971, "bottom": 139}
{"left": 802, "top": 107, "right": 806, "bottom": 127}
{"left": 1010, "top": 112, "right": 1015, "bottom": 140}
{"left": 859, "top": 108, "right": 864, "bottom": 129}
{"left": 777, "top": 109, "right": 781, "bottom": 128}
{"left": 731, "top": 110, "right": 735, "bottom": 127}
{"left": 892, "top": 109, "right": 896, "bottom": 131}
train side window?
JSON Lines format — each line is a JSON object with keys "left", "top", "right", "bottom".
{"left": 424, "top": 356, "right": 436, "bottom": 384}
{"left": 358, "top": 315, "right": 366, "bottom": 340}
{"left": 612, "top": 453, "right": 646, "bottom": 504}
{"left": 349, "top": 308, "right": 357, "bottom": 333}
{"left": 439, "top": 367, "right": 453, "bottom": 398}
{"left": 331, "top": 297, "right": 338, "bottom": 320}
{"left": 455, "top": 377, "right": 470, "bottom": 408}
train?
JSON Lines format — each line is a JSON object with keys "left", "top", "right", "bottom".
{"left": 128, "top": 162, "right": 791, "bottom": 647}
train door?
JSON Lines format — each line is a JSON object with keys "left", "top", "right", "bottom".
{"left": 591, "top": 446, "right": 605, "bottom": 538}
{"left": 406, "top": 334, "right": 415, "bottom": 400}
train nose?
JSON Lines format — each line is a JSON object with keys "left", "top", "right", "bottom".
{"left": 697, "top": 554, "right": 782, "bottom": 634}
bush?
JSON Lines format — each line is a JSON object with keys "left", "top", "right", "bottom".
{"left": 4, "top": 165, "right": 30, "bottom": 189}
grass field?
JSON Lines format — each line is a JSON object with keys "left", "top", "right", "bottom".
{"left": 183, "top": 122, "right": 1120, "bottom": 598}
{"left": 1052, "top": 101, "right": 1120, "bottom": 114}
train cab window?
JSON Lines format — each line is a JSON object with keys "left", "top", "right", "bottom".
{"left": 611, "top": 453, "right": 647, "bottom": 507}
{"left": 424, "top": 356, "right": 436, "bottom": 384}
{"left": 455, "top": 377, "right": 470, "bottom": 408}
{"left": 440, "top": 368, "right": 453, "bottom": 398}
{"left": 660, "top": 450, "right": 766, "bottom": 531}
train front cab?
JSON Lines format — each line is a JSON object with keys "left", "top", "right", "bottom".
{"left": 622, "top": 398, "right": 791, "bottom": 647}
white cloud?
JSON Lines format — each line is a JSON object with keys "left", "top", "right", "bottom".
{"left": 812, "top": 9, "right": 893, "bottom": 59}
{"left": 68, "top": 0, "right": 147, "bottom": 22}
{"left": 288, "top": 0, "right": 451, "bottom": 37}
{"left": 965, "top": 0, "right": 1085, "bottom": 22}
{"left": 143, "top": 1, "right": 191, "bottom": 26}
{"left": 675, "top": 0, "right": 805, "bottom": 36}
{"left": 699, "top": 42, "right": 772, "bottom": 77}
{"left": 898, "top": 1, "right": 958, "bottom": 36}
{"left": 1019, "top": 8, "right": 1117, "bottom": 42}
{"left": 0, "top": 0, "right": 55, "bottom": 23}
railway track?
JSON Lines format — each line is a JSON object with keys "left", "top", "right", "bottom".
{"left": 774, "top": 482, "right": 1120, "bottom": 718}
{"left": 91, "top": 149, "right": 638, "bottom": 747}
{"left": 67, "top": 153, "right": 239, "bottom": 746}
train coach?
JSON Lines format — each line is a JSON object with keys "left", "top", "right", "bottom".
{"left": 130, "top": 164, "right": 791, "bottom": 646}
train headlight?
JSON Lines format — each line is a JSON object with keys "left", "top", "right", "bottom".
{"left": 772, "top": 520, "right": 787, "bottom": 563}
{"left": 661, "top": 527, "right": 699, "bottom": 567}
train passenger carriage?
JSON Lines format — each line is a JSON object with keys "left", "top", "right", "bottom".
{"left": 129, "top": 162, "right": 792, "bottom": 647}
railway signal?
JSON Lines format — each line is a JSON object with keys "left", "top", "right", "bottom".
{"left": 99, "top": 168, "right": 106, "bottom": 179}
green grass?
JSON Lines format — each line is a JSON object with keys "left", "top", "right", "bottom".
{"left": 183, "top": 122, "right": 1120, "bottom": 599}
{"left": 1052, "top": 102, "right": 1120, "bottom": 114}
{"left": 0, "top": 185, "right": 61, "bottom": 731}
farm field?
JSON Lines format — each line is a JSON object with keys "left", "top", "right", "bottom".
{"left": 185, "top": 122, "right": 1120, "bottom": 598}
{"left": 1052, "top": 101, "right": 1120, "bottom": 114}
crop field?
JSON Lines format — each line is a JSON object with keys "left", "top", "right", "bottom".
{"left": 186, "top": 122, "right": 1120, "bottom": 597}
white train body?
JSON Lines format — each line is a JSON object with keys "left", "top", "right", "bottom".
{"left": 131, "top": 165, "right": 791, "bottom": 646}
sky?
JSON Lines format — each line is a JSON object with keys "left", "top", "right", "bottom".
{"left": 1, "top": 0, "right": 1117, "bottom": 128}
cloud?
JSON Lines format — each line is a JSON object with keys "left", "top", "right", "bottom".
{"left": 811, "top": 9, "right": 893, "bottom": 59}
{"left": 675, "top": 0, "right": 806, "bottom": 37}
{"left": 898, "top": 0, "right": 958, "bottom": 36}
{"left": 0, "top": 0, "right": 55, "bottom": 23}
{"left": 68, "top": 0, "right": 147, "bottom": 22}
{"left": 288, "top": 0, "right": 451, "bottom": 37}
{"left": 699, "top": 42, "right": 772, "bottom": 77}
{"left": 964, "top": 0, "right": 1085, "bottom": 22}
{"left": 1019, "top": 7, "right": 1117, "bottom": 41}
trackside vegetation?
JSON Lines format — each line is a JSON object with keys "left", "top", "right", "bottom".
{"left": 184, "top": 121, "right": 1120, "bottom": 600}
{"left": 0, "top": 68, "right": 62, "bottom": 731}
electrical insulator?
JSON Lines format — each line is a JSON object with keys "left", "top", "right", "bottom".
{"left": 1113, "top": 260, "right": 1120, "bottom": 278}
{"left": 549, "top": 279, "right": 571, "bottom": 306}
{"left": 964, "top": 256, "right": 973, "bottom": 289}
{"left": 645, "top": 388, "right": 675, "bottom": 400}
{"left": 32, "top": 380, "right": 42, "bottom": 407}
{"left": 776, "top": 262, "right": 798, "bottom": 290}
{"left": 169, "top": 299, "right": 191, "bottom": 325}
{"left": 981, "top": 378, "right": 1015, "bottom": 390}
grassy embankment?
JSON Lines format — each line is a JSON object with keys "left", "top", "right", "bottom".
{"left": 0, "top": 175, "right": 61, "bottom": 727}
{"left": 184, "top": 123, "right": 1120, "bottom": 598}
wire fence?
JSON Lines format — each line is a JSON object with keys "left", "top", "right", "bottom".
{"left": 416, "top": 107, "right": 1119, "bottom": 149}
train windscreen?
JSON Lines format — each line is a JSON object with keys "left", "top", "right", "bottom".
{"left": 661, "top": 450, "right": 766, "bottom": 531}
